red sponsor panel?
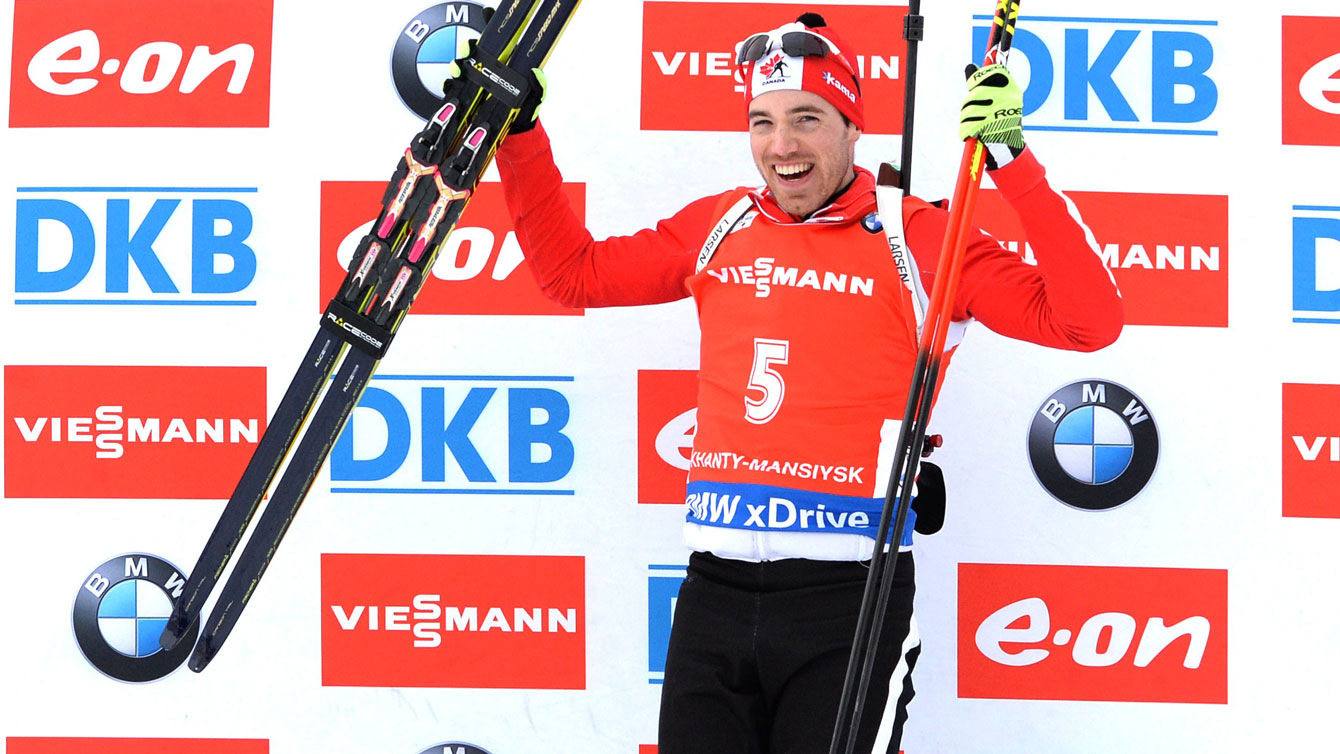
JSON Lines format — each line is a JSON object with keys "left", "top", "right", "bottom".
{"left": 322, "top": 553, "right": 585, "bottom": 688}
{"left": 1282, "top": 383, "right": 1340, "bottom": 518}
{"left": 638, "top": 369, "right": 698, "bottom": 504}
{"left": 959, "top": 564, "right": 1227, "bottom": 704}
{"left": 1282, "top": 16, "right": 1340, "bottom": 147}
{"left": 4, "top": 366, "right": 265, "bottom": 499}
{"left": 641, "top": 3, "right": 905, "bottom": 134}
{"left": 9, "top": 0, "right": 272, "bottom": 127}
{"left": 6, "top": 739, "right": 267, "bottom": 754}
{"left": 974, "top": 190, "right": 1228, "bottom": 327}
{"left": 319, "top": 181, "right": 585, "bottom": 315}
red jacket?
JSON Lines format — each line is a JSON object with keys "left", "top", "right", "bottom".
{"left": 495, "top": 123, "right": 1123, "bottom": 559}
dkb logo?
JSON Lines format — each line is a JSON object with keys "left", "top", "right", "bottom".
{"left": 1293, "top": 204, "right": 1340, "bottom": 324}
{"left": 14, "top": 187, "right": 259, "bottom": 306}
{"left": 331, "top": 374, "right": 576, "bottom": 495}
{"left": 973, "top": 15, "right": 1219, "bottom": 135}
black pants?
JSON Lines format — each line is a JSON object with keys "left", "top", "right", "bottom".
{"left": 658, "top": 551, "right": 919, "bottom": 754}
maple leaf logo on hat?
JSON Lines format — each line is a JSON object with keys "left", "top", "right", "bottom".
{"left": 759, "top": 52, "right": 789, "bottom": 80}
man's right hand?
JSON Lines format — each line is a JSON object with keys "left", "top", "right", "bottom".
{"left": 509, "top": 68, "right": 547, "bottom": 134}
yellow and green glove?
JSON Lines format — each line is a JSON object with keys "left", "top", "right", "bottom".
{"left": 959, "top": 63, "right": 1025, "bottom": 170}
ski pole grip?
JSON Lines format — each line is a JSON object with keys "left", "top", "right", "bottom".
{"left": 981, "top": 0, "right": 1020, "bottom": 66}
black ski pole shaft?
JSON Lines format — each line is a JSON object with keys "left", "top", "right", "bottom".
{"left": 900, "top": 0, "right": 923, "bottom": 195}
{"left": 828, "top": 1, "right": 1021, "bottom": 751}
{"left": 827, "top": 349, "right": 932, "bottom": 754}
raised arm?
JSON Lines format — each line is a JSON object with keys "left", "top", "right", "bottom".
{"left": 495, "top": 123, "right": 729, "bottom": 308}
{"left": 905, "top": 148, "right": 1124, "bottom": 352}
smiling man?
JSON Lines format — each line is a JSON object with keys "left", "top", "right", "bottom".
{"left": 494, "top": 12, "right": 1123, "bottom": 754}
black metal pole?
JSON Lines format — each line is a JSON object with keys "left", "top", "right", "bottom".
{"left": 900, "top": 0, "right": 923, "bottom": 196}
{"left": 826, "top": 2, "right": 1022, "bottom": 751}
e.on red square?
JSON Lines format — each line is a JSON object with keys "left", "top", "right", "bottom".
{"left": 8, "top": 0, "right": 272, "bottom": 127}
{"left": 318, "top": 180, "right": 585, "bottom": 316}
{"left": 637, "top": 370, "right": 698, "bottom": 504}
{"left": 959, "top": 563, "right": 1227, "bottom": 704}
{"left": 1282, "top": 383, "right": 1340, "bottom": 518}
{"left": 1282, "top": 16, "right": 1340, "bottom": 147}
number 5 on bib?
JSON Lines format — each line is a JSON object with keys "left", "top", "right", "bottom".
{"left": 745, "top": 337, "right": 789, "bottom": 424}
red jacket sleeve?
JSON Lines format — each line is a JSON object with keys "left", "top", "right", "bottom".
{"left": 495, "top": 123, "right": 728, "bottom": 308}
{"left": 904, "top": 148, "right": 1124, "bottom": 352}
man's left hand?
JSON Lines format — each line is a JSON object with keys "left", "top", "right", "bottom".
{"left": 959, "top": 63, "right": 1025, "bottom": 169}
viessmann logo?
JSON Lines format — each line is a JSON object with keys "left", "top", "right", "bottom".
{"left": 641, "top": 3, "right": 906, "bottom": 134}
{"left": 974, "top": 190, "right": 1228, "bottom": 327}
{"left": 638, "top": 370, "right": 698, "bottom": 505}
{"left": 1283, "top": 383, "right": 1340, "bottom": 519}
{"left": 319, "top": 181, "right": 585, "bottom": 315}
{"left": 4, "top": 366, "right": 265, "bottom": 499}
{"left": 959, "top": 563, "right": 1227, "bottom": 704}
{"left": 322, "top": 553, "right": 585, "bottom": 689}
{"left": 8, "top": 0, "right": 273, "bottom": 127}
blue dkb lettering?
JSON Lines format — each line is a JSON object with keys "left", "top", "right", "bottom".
{"left": 331, "top": 387, "right": 411, "bottom": 480}
{"left": 508, "top": 388, "right": 574, "bottom": 483}
{"left": 1294, "top": 217, "right": 1340, "bottom": 312}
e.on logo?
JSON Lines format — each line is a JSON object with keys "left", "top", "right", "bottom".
{"left": 638, "top": 370, "right": 698, "bottom": 504}
{"left": 322, "top": 554, "right": 585, "bottom": 689}
{"left": 641, "top": 3, "right": 906, "bottom": 134}
{"left": 1282, "top": 16, "right": 1340, "bottom": 147}
{"left": 1283, "top": 383, "right": 1340, "bottom": 518}
{"left": 4, "top": 366, "right": 265, "bottom": 499}
{"left": 974, "top": 190, "right": 1228, "bottom": 327}
{"left": 319, "top": 181, "right": 585, "bottom": 315}
{"left": 9, "top": 0, "right": 273, "bottom": 127}
{"left": 959, "top": 563, "right": 1227, "bottom": 704}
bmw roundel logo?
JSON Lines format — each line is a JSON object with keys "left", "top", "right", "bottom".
{"left": 860, "top": 211, "right": 883, "bottom": 234}
{"left": 392, "top": 2, "right": 490, "bottom": 119}
{"left": 1027, "top": 380, "right": 1159, "bottom": 510}
{"left": 72, "top": 554, "right": 196, "bottom": 683}
{"left": 418, "top": 744, "right": 494, "bottom": 754}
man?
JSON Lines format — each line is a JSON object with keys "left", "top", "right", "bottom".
{"left": 492, "top": 12, "right": 1122, "bottom": 753}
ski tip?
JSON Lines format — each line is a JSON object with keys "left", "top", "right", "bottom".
{"left": 876, "top": 162, "right": 902, "bottom": 190}
{"left": 187, "top": 637, "right": 215, "bottom": 673}
{"left": 158, "top": 613, "right": 191, "bottom": 652}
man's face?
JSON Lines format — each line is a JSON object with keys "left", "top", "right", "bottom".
{"left": 748, "top": 89, "right": 861, "bottom": 218}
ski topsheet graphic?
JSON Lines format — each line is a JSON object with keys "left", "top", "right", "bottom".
{"left": 160, "top": 0, "right": 581, "bottom": 672}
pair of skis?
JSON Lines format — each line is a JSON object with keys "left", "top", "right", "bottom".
{"left": 158, "top": 0, "right": 580, "bottom": 672}
{"left": 828, "top": 0, "right": 1022, "bottom": 752}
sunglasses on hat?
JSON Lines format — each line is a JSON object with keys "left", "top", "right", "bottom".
{"left": 734, "top": 27, "right": 857, "bottom": 78}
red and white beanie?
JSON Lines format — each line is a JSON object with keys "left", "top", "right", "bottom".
{"left": 735, "top": 14, "right": 865, "bottom": 130}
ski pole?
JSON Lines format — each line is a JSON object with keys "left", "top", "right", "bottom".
{"left": 828, "top": 2, "right": 1020, "bottom": 752}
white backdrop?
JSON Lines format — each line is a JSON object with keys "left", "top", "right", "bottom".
{"left": 3, "top": 0, "right": 1340, "bottom": 752}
